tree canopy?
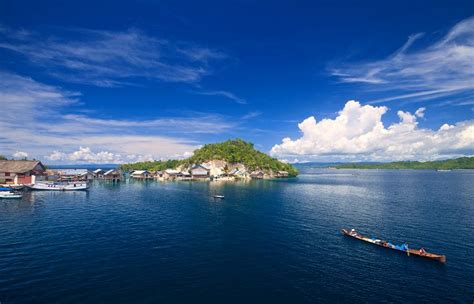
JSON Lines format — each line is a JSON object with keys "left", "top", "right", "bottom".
{"left": 120, "top": 139, "right": 298, "bottom": 176}
{"left": 335, "top": 157, "right": 474, "bottom": 169}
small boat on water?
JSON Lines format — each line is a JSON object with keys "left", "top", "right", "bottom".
{"left": 213, "top": 195, "right": 225, "bottom": 199}
{"left": 0, "top": 187, "right": 22, "bottom": 199}
{"left": 26, "top": 182, "right": 89, "bottom": 191}
{"left": 0, "top": 184, "right": 25, "bottom": 190}
{"left": 341, "top": 228, "right": 446, "bottom": 263}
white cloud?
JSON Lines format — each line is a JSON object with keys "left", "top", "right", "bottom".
{"left": 415, "top": 107, "right": 426, "bottom": 118}
{"left": 331, "top": 17, "right": 474, "bottom": 105}
{"left": 241, "top": 111, "right": 262, "bottom": 120}
{"left": 194, "top": 90, "right": 247, "bottom": 104}
{"left": 46, "top": 147, "right": 123, "bottom": 163}
{"left": 0, "top": 27, "right": 226, "bottom": 87}
{"left": 0, "top": 71, "right": 79, "bottom": 121}
{"left": 45, "top": 146, "right": 197, "bottom": 164}
{"left": 270, "top": 100, "right": 474, "bottom": 161}
{"left": 12, "top": 151, "right": 28, "bottom": 159}
{"left": 0, "top": 71, "right": 236, "bottom": 163}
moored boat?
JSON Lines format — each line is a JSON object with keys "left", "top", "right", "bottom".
{"left": 0, "top": 187, "right": 22, "bottom": 199}
{"left": 26, "top": 182, "right": 89, "bottom": 191}
{"left": 341, "top": 228, "right": 446, "bottom": 263}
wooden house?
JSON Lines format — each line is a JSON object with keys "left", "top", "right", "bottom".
{"left": 103, "top": 169, "right": 122, "bottom": 182}
{"left": 180, "top": 171, "right": 192, "bottom": 180}
{"left": 130, "top": 170, "right": 151, "bottom": 179}
{"left": 0, "top": 160, "right": 46, "bottom": 184}
{"left": 163, "top": 169, "right": 180, "bottom": 179}
{"left": 56, "top": 169, "right": 93, "bottom": 181}
{"left": 250, "top": 170, "right": 265, "bottom": 179}
{"left": 93, "top": 169, "right": 104, "bottom": 179}
{"left": 191, "top": 165, "right": 210, "bottom": 179}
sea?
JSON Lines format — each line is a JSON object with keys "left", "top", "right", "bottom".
{"left": 0, "top": 169, "right": 473, "bottom": 303}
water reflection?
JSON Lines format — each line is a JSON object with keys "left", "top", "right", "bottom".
{"left": 25, "top": 189, "right": 89, "bottom": 203}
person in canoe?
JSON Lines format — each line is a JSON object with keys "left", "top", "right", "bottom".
{"left": 419, "top": 248, "right": 427, "bottom": 255}
{"left": 350, "top": 229, "right": 357, "bottom": 236}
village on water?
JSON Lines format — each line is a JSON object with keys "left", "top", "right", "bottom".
{"left": 0, "top": 159, "right": 290, "bottom": 194}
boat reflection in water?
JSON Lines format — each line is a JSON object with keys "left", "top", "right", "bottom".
{"left": 22, "top": 188, "right": 89, "bottom": 204}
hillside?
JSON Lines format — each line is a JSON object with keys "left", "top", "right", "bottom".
{"left": 335, "top": 157, "right": 474, "bottom": 170}
{"left": 120, "top": 139, "right": 298, "bottom": 176}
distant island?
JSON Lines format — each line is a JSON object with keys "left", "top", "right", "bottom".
{"left": 120, "top": 139, "right": 298, "bottom": 179}
{"left": 334, "top": 157, "right": 474, "bottom": 170}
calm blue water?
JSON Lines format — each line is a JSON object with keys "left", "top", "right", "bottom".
{"left": 0, "top": 170, "right": 473, "bottom": 303}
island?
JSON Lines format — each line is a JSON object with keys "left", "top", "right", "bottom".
{"left": 334, "top": 157, "right": 474, "bottom": 170}
{"left": 120, "top": 139, "right": 298, "bottom": 180}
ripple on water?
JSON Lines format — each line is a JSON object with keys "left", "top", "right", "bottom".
{"left": 0, "top": 170, "right": 473, "bottom": 303}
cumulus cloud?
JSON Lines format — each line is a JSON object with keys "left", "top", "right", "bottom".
{"left": 331, "top": 17, "right": 474, "bottom": 105}
{"left": 46, "top": 147, "right": 122, "bottom": 163}
{"left": 415, "top": 107, "right": 426, "bottom": 118}
{"left": 12, "top": 151, "right": 28, "bottom": 159}
{"left": 270, "top": 100, "right": 474, "bottom": 161}
{"left": 44, "top": 147, "right": 196, "bottom": 164}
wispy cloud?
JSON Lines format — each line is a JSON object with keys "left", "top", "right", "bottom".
{"left": 331, "top": 16, "right": 474, "bottom": 105}
{"left": 0, "top": 71, "right": 237, "bottom": 163}
{"left": 0, "top": 27, "right": 226, "bottom": 87}
{"left": 0, "top": 71, "right": 80, "bottom": 120}
{"left": 194, "top": 90, "right": 247, "bottom": 104}
{"left": 241, "top": 111, "right": 262, "bottom": 119}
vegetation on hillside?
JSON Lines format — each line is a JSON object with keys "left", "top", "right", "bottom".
{"left": 335, "top": 157, "right": 474, "bottom": 170}
{"left": 120, "top": 139, "right": 298, "bottom": 176}
{"left": 120, "top": 159, "right": 181, "bottom": 172}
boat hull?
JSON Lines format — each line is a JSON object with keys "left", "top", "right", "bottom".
{"left": 27, "top": 182, "right": 89, "bottom": 191}
{"left": 0, "top": 193, "right": 22, "bottom": 199}
{"left": 341, "top": 229, "right": 446, "bottom": 263}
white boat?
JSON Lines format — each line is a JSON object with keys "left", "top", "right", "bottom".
{"left": 212, "top": 195, "right": 225, "bottom": 199}
{"left": 27, "top": 182, "right": 89, "bottom": 191}
{"left": 0, "top": 191, "right": 22, "bottom": 199}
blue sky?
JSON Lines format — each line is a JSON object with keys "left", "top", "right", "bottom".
{"left": 0, "top": 0, "right": 473, "bottom": 163}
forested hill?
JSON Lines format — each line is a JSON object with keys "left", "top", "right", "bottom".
{"left": 120, "top": 139, "right": 298, "bottom": 176}
{"left": 335, "top": 157, "right": 474, "bottom": 170}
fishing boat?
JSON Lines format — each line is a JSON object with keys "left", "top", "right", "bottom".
{"left": 341, "top": 228, "right": 446, "bottom": 263}
{"left": 26, "top": 182, "right": 89, "bottom": 191}
{"left": 0, "top": 187, "right": 22, "bottom": 199}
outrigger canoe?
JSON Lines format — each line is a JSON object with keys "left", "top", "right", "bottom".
{"left": 341, "top": 228, "right": 446, "bottom": 263}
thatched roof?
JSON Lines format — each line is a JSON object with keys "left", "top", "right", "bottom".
{"left": 0, "top": 160, "right": 45, "bottom": 173}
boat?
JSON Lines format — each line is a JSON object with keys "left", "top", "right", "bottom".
{"left": 0, "top": 187, "right": 22, "bottom": 199}
{"left": 212, "top": 195, "right": 225, "bottom": 199}
{"left": 341, "top": 228, "right": 446, "bottom": 263}
{"left": 26, "top": 182, "right": 89, "bottom": 191}
{"left": 0, "top": 184, "right": 25, "bottom": 190}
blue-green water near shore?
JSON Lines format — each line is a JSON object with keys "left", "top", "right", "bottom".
{"left": 0, "top": 169, "right": 473, "bottom": 303}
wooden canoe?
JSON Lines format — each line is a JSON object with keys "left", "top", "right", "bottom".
{"left": 341, "top": 229, "right": 446, "bottom": 263}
